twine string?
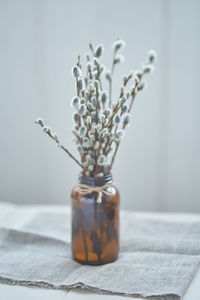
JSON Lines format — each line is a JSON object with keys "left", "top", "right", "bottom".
{"left": 76, "top": 184, "right": 112, "bottom": 203}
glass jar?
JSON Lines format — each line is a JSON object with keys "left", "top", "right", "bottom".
{"left": 71, "top": 173, "right": 119, "bottom": 265}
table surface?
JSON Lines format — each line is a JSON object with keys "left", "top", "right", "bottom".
{"left": 0, "top": 202, "right": 199, "bottom": 300}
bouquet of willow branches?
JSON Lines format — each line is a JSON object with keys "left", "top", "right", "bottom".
{"left": 36, "top": 39, "right": 156, "bottom": 177}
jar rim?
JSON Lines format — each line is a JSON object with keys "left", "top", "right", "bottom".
{"left": 79, "top": 172, "right": 113, "bottom": 186}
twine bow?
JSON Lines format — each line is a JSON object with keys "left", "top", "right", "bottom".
{"left": 76, "top": 184, "right": 112, "bottom": 203}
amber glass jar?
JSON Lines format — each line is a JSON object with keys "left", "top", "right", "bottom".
{"left": 71, "top": 173, "right": 119, "bottom": 265}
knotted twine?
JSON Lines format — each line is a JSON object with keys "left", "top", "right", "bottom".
{"left": 76, "top": 184, "right": 112, "bottom": 203}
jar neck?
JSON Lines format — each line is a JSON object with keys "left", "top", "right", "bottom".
{"left": 79, "top": 173, "right": 112, "bottom": 187}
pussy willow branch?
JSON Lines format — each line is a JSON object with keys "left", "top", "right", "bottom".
{"left": 36, "top": 122, "right": 83, "bottom": 169}
{"left": 124, "top": 73, "right": 133, "bottom": 87}
{"left": 89, "top": 42, "right": 95, "bottom": 55}
{"left": 60, "top": 145, "right": 83, "bottom": 169}
{"left": 109, "top": 51, "right": 117, "bottom": 108}
{"left": 110, "top": 120, "right": 127, "bottom": 170}
{"left": 108, "top": 101, "right": 123, "bottom": 126}
{"left": 109, "top": 73, "right": 145, "bottom": 171}
{"left": 110, "top": 141, "right": 120, "bottom": 170}
{"left": 128, "top": 92, "right": 136, "bottom": 113}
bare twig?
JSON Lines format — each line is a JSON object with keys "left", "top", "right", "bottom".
{"left": 36, "top": 122, "right": 83, "bottom": 169}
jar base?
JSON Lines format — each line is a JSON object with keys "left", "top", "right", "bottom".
{"left": 72, "top": 254, "right": 118, "bottom": 266}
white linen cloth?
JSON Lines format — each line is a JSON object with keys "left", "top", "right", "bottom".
{"left": 0, "top": 202, "right": 200, "bottom": 299}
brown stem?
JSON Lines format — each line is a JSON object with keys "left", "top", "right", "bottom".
{"left": 109, "top": 79, "right": 112, "bottom": 108}
{"left": 95, "top": 86, "right": 99, "bottom": 124}
{"left": 89, "top": 41, "right": 95, "bottom": 55}
{"left": 81, "top": 226, "right": 88, "bottom": 263}
{"left": 124, "top": 73, "right": 133, "bottom": 87}
{"left": 76, "top": 78, "right": 80, "bottom": 97}
{"left": 109, "top": 53, "right": 116, "bottom": 108}
{"left": 109, "top": 89, "right": 138, "bottom": 171}
{"left": 128, "top": 93, "right": 136, "bottom": 113}
{"left": 36, "top": 122, "right": 83, "bottom": 169}
{"left": 61, "top": 145, "right": 83, "bottom": 169}
{"left": 107, "top": 102, "right": 123, "bottom": 126}
{"left": 110, "top": 141, "right": 120, "bottom": 170}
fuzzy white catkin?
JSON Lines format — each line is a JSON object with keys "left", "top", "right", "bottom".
{"left": 105, "top": 108, "right": 111, "bottom": 116}
{"left": 88, "top": 82, "right": 93, "bottom": 91}
{"left": 113, "top": 114, "right": 120, "bottom": 125}
{"left": 79, "top": 126, "right": 87, "bottom": 137}
{"left": 100, "top": 114, "right": 105, "bottom": 123}
{"left": 72, "top": 66, "right": 81, "bottom": 78}
{"left": 121, "top": 104, "right": 128, "bottom": 113}
{"left": 88, "top": 164, "right": 94, "bottom": 171}
{"left": 53, "top": 133, "right": 59, "bottom": 142}
{"left": 101, "top": 91, "right": 107, "bottom": 104}
{"left": 78, "top": 104, "right": 86, "bottom": 116}
{"left": 123, "top": 114, "right": 130, "bottom": 126}
{"left": 148, "top": 49, "right": 157, "bottom": 63}
{"left": 90, "top": 122, "right": 96, "bottom": 131}
{"left": 85, "top": 91, "right": 90, "bottom": 99}
{"left": 104, "top": 119, "right": 108, "bottom": 126}
{"left": 77, "top": 145, "right": 84, "bottom": 155}
{"left": 95, "top": 44, "right": 104, "bottom": 58}
{"left": 120, "top": 86, "right": 124, "bottom": 95}
{"left": 85, "top": 53, "right": 90, "bottom": 62}
{"left": 126, "top": 91, "right": 131, "bottom": 98}
{"left": 94, "top": 141, "right": 99, "bottom": 150}
{"left": 133, "top": 75, "right": 140, "bottom": 85}
{"left": 83, "top": 137, "right": 90, "bottom": 148}
{"left": 89, "top": 134, "right": 95, "bottom": 141}
{"left": 35, "top": 118, "right": 44, "bottom": 126}
{"left": 96, "top": 124, "right": 101, "bottom": 132}
{"left": 93, "top": 70, "right": 98, "bottom": 80}
{"left": 77, "top": 78, "right": 84, "bottom": 90}
{"left": 134, "top": 70, "right": 143, "bottom": 79}
{"left": 73, "top": 112, "right": 79, "bottom": 123}
{"left": 94, "top": 80, "right": 99, "bottom": 89}
{"left": 91, "top": 122, "right": 97, "bottom": 129}
{"left": 86, "top": 62, "right": 92, "bottom": 72}
{"left": 96, "top": 172, "right": 103, "bottom": 177}
{"left": 86, "top": 154, "right": 91, "bottom": 162}
{"left": 119, "top": 96, "right": 126, "bottom": 105}
{"left": 105, "top": 70, "right": 111, "bottom": 80}
{"left": 87, "top": 103, "right": 93, "bottom": 111}
{"left": 99, "top": 65, "right": 105, "bottom": 73}
{"left": 112, "top": 39, "right": 125, "bottom": 51}
{"left": 43, "top": 126, "right": 51, "bottom": 134}
{"left": 93, "top": 57, "right": 100, "bottom": 67}
{"left": 102, "top": 128, "right": 108, "bottom": 136}
{"left": 114, "top": 54, "right": 124, "bottom": 64}
{"left": 123, "top": 75, "right": 127, "bottom": 83}
{"left": 142, "top": 64, "right": 154, "bottom": 74}
{"left": 71, "top": 97, "right": 80, "bottom": 109}
{"left": 115, "top": 130, "right": 124, "bottom": 141}
{"left": 97, "top": 154, "right": 105, "bottom": 166}
{"left": 86, "top": 116, "right": 91, "bottom": 125}
{"left": 83, "top": 161, "right": 88, "bottom": 168}
{"left": 137, "top": 81, "right": 147, "bottom": 91}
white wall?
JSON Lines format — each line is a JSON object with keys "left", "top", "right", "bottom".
{"left": 0, "top": 0, "right": 199, "bottom": 212}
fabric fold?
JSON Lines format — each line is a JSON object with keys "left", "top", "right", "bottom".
{"left": 0, "top": 209, "right": 200, "bottom": 300}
